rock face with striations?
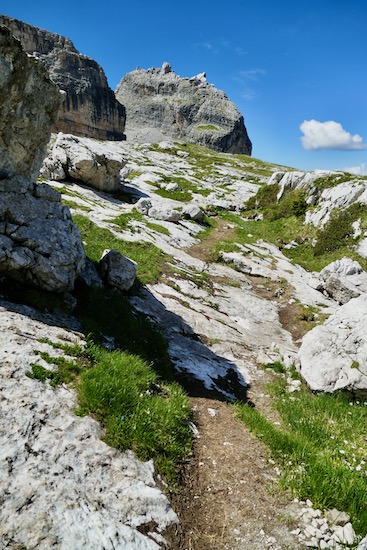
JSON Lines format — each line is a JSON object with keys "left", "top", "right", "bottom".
{"left": 0, "top": 15, "right": 126, "bottom": 141}
{"left": 0, "top": 26, "right": 85, "bottom": 292}
{"left": 115, "top": 62, "right": 252, "bottom": 154}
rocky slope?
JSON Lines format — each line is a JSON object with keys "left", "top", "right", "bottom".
{"left": 2, "top": 17, "right": 367, "bottom": 548}
{"left": 0, "top": 15, "right": 126, "bottom": 141}
{"left": 38, "top": 135, "right": 367, "bottom": 548}
{"left": 115, "top": 62, "right": 252, "bottom": 155}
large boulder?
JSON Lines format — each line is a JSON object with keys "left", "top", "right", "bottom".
{"left": 0, "top": 176, "right": 85, "bottom": 292}
{"left": 115, "top": 62, "right": 252, "bottom": 154}
{"left": 41, "top": 133, "right": 126, "bottom": 192}
{"left": 299, "top": 294, "right": 367, "bottom": 394}
{"left": 0, "top": 27, "right": 85, "bottom": 292}
{"left": 0, "top": 15, "right": 126, "bottom": 141}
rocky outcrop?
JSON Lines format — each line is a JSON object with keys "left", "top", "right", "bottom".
{"left": 0, "top": 26, "right": 61, "bottom": 181}
{"left": 269, "top": 170, "right": 367, "bottom": 226}
{"left": 115, "top": 62, "right": 252, "bottom": 154}
{"left": 0, "top": 176, "right": 85, "bottom": 292}
{"left": 0, "top": 300, "right": 177, "bottom": 548}
{"left": 41, "top": 133, "right": 127, "bottom": 192}
{"left": 311, "top": 257, "right": 367, "bottom": 305}
{"left": 299, "top": 294, "right": 367, "bottom": 394}
{"left": 0, "top": 27, "right": 85, "bottom": 292}
{"left": 0, "top": 15, "right": 126, "bottom": 141}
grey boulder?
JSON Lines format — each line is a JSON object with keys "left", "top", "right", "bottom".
{"left": 99, "top": 249, "right": 137, "bottom": 291}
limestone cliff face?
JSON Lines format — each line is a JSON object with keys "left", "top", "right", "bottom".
{"left": 0, "top": 15, "right": 126, "bottom": 141}
{"left": 0, "top": 26, "right": 85, "bottom": 292}
{"left": 115, "top": 63, "right": 252, "bottom": 155}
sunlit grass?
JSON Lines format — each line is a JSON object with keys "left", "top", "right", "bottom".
{"left": 236, "top": 377, "right": 367, "bottom": 534}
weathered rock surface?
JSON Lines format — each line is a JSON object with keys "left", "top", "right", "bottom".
{"left": 305, "top": 181, "right": 367, "bottom": 227}
{"left": 0, "top": 15, "right": 126, "bottom": 141}
{"left": 269, "top": 169, "right": 367, "bottom": 226}
{"left": 0, "top": 300, "right": 177, "bottom": 549}
{"left": 0, "top": 26, "right": 61, "bottom": 181}
{"left": 0, "top": 29, "right": 85, "bottom": 292}
{"left": 99, "top": 249, "right": 137, "bottom": 291}
{"left": 299, "top": 294, "right": 367, "bottom": 394}
{"left": 115, "top": 63, "right": 252, "bottom": 154}
{"left": 0, "top": 176, "right": 85, "bottom": 292}
{"left": 311, "top": 257, "right": 367, "bottom": 304}
{"left": 41, "top": 133, "right": 127, "bottom": 192}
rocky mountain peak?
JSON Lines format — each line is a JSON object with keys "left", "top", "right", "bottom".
{"left": 115, "top": 63, "right": 252, "bottom": 155}
{"left": 0, "top": 14, "right": 126, "bottom": 141}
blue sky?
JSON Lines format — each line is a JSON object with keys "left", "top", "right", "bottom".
{"left": 2, "top": 0, "right": 367, "bottom": 173}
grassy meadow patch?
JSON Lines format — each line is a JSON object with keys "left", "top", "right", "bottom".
{"left": 73, "top": 214, "right": 171, "bottom": 284}
{"left": 236, "top": 378, "right": 367, "bottom": 535}
{"left": 76, "top": 345, "right": 192, "bottom": 484}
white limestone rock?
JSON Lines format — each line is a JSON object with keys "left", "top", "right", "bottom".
{"left": 135, "top": 197, "right": 153, "bottom": 215}
{"left": 148, "top": 206, "right": 182, "bottom": 223}
{"left": 313, "top": 257, "right": 367, "bottom": 304}
{"left": 299, "top": 294, "right": 367, "bottom": 394}
{"left": 99, "top": 249, "right": 137, "bottom": 291}
{"left": 182, "top": 204, "right": 205, "bottom": 223}
{"left": 0, "top": 300, "right": 176, "bottom": 549}
{"left": 306, "top": 181, "right": 366, "bottom": 227}
{"left": 268, "top": 170, "right": 336, "bottom": 200}
{"left": 41, "top": 133, "right": 127, "bottom": 192}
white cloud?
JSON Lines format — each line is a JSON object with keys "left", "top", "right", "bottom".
{"left": 343, "top": 163, "right": 367, "bottom": 176}
{"left": 240, "top": 69, "right": 266, "bottom": 81}
{"left": 240, "top": 88, "right": 256, "bottom": 100}
{"left": 300, "top": 120, "right": 367, "bottom": 151}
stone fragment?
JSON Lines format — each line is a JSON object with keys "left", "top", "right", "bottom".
{"left": 148, "top": 206, "right": 182, "bottom": 222}
{"left": 332, "top": 523, "right": 356, "bottom": 546}
{"left": 312, "top": 257, "right": 367, "bottom": 305}
{"left": 99, "top": 249, "right": 137, "bottom": 291}
{"left": 182, "top": 204, "right": 205, "bottom": 223}
{"left": 135, "top": 197, "right": 152, "bottom": 215}
{"left": 326, "top": 509, "right": 350, "bottom": 526}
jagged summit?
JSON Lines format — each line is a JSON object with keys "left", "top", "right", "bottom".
{"left": 0, "top": 15, "right": 126, "bottom": 141}
{"left": 115, "top": 62, "right": 252, "bottom": 155}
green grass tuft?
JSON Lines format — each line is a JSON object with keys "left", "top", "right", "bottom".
{"left": 73, "top": 214, "right": 171, "bottom": 284}
{"left": 236, "top": 380, "right": 367, "bottom": 535}
{"left": 76, "top": 346, "right": 192, "bottom": 484}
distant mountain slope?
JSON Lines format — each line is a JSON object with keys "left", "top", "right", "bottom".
{"left": 0, "top": 14, "right": 126, "bottom": 141}
{"left": 115, "top": 62, "right": 252, "bottom": 155}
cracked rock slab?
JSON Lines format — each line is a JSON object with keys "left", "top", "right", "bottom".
{"left": 0, "top": 300, "right": 177, "bottom": 549}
